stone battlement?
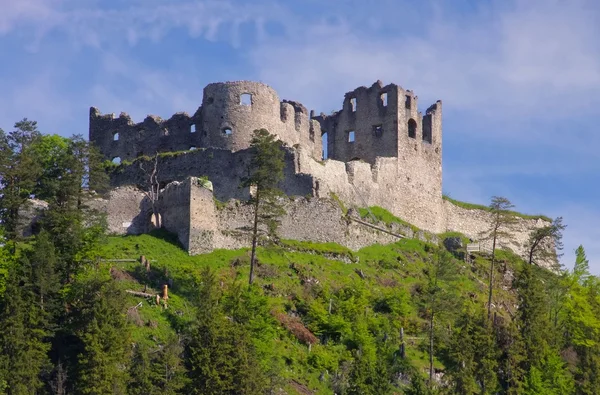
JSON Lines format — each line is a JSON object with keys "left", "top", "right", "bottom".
{"left": 90, "top": 81, "right": 323, "bottom": 162}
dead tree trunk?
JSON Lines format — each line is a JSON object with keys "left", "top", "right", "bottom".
{"left": 140, "top": 153, "right": 161, "bottom": 228}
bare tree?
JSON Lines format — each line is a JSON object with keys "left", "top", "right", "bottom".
{"left": 140, "top": 153, "right": 161, "bottom": 229}
{"left": 480, "top": 196, "right": 517, "bottom": 319}
{"left": 525, "top": 216, "right": 566, "bottom": 268}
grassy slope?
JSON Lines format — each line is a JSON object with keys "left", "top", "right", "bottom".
{"left": 90, "top": 230, "right": 524, "bottom": 394}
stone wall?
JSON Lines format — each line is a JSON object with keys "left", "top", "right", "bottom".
{"left": 442, "top": 199, "right": 552, "bottom": 261}
{"left": 88, "top": 177, "right": 554, "bottom": 268}
{"left": 89, "top": 81, "right": 322, "bottom": 163}
{"left": 87, "top": 186, "right": 149, "bottom": 235}
{"left": 109, "top": 147, "right": 314, "bottom": 203}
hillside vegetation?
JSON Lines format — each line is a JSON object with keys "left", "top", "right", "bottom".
{"left": 0, "top": 120, "right": 597, "bottom": 395}
{"left": 86, "top": 230, "right": 522, "bottom": 394}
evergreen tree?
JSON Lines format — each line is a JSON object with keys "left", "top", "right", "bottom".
{"left": 187, "top": 268, "right": 268, "bottom": 394}
{"left": 525, "top": 217, "right": 566, "bottom": 268}
{"left": 241, "top": 129, "right": 285, "bottom": 284}
{"left": 73, "top": 279, "right": 131, "bottom": 394}
{"left": 129, "top": 343, "right": 154, "bottom": 395}
{"left": 515, "top": 263, "right": 549, "bottom": 372}
{"left": 0, "top": 256, "right": 51, "bottom": 394}
{"left": 481, "top": 196, "right": 516, "bottom": 318}
{"left": 418, "top": 249, "right": 458, "bottom": 389}
{"left": 444, "top": 308, "right": 499, "bottom": 394}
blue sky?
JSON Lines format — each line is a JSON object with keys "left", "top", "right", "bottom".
{"left": 1, "top": 0, "right": 599, "bottom": 272}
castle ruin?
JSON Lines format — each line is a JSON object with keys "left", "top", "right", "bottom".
{"left": 88, "top": 80, "right": 551, "bottom": 264}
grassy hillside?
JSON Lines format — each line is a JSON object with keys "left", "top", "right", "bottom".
{"left": 87, "top": 230, "right": 525, "bottom": 394}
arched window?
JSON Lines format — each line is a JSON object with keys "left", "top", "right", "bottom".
{"left": 223, "top": 127, "right": 232, "bottom": 136}
{"left": 113, "top": 132, "right": 119, "bottom": 141}
{"left": 408, "top": 119, "right": 417, "bottom": 139}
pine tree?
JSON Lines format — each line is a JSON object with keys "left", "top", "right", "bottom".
{"left": 418, "top": 249, "right": 458, "bottom": 389}
{"left": 74, "top": 279, "right": 131, "bottom": 394}
{"left": 241, "top": 129, "right": 285, "bottom": 285}
{"left": 515, "top": 263, "right": 549, "bottom": 372}
{"left": 187, "top": 268, "right": 268, "bottom": 394}
{"left": 129, "top": 343, "right": 154, "bottom": 395}
{"left": 525, "top": 217, "right": 566, "bottom": 268}
{"left": 0, "top": 258, "right": 51, "bottom": 394}
{"left": 481, "top": 196, "right": 516, "bottom": 318}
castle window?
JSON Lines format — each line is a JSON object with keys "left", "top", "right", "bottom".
{"left": 189, "top": 146, "right": 197, "bottom": 151}
{"left": 191, "top": 124, "right": 196, "bottom": 133}
{"left": 162, "top": 128, "right": 169, "bottom": 136}
{"left": 223, "top": 127, "right": 233, "bottom": 136}
{"left": 350, "top": 97, "right": 357, "bottom": 112}
{"left": 408, "top": 119, "right": 417, "bottom": 139}
{"left": 112, "top": 157, "right": 121, "bottom": 165}
{"left": 113, "top": 132, "right": 119, "bottom": 141}
{"left": 240, "top": 93, "right": 252, "bottom": 106}
{"left": 347, "top": 130, "right": 355, "bottom": 143}
{"left": 405, "top": 95, "right": 412, "bottom": 110}
{"left": 380, "top": 93, "right": 388, "bottom": 107}
{"left": 322, "top": 131, "right": 328, "bottom": 159}
{"left": 373, "top": 124, "right": 383, "bottom": 137}
{"left": 422, "top": 116, "right": 432, "bottom": 144}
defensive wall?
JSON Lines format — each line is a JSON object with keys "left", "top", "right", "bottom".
{"left": 89, "top": 80, "right": 553, "bottom": 266}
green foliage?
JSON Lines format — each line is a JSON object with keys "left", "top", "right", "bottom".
{"left": 72, "top": 278, "right": 132, "bottom": 394}
{"left": 329, "top": 192, "right": 348, "bottom": 215}
{"left": 358, "top": 205, "right": 420, "bottom": 232}
{"left": 241, "top": 129, "right": 286, "bottom": 284}
{"left": 0, "top": 119, "right": 595, "bottom": 394}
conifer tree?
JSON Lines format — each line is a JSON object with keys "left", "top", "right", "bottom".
{"left": 241, "top": 129, "right": 285, "bottom": 285}
{"left": 525, "top": 217, "right": 566, "bottom": 268}
{"left": 481, "top": 196, "right": 516, "bottom": 318}
{"left": 418, "top": 249, "right": 458, "bottom": 389}
{"left": 74, "top": 279, "right": 131, "bottom": 394}
{"left": 0, "top": 255, "right": 51, "bottom": 394}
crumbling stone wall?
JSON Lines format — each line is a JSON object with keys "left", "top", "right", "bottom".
{"left": 442, "top": 199, "right": 552, "bottom": 261}
{"left": 87, "top": 186, "right": 149, "bottom": 235}
{"left": 109, "top": 147, "right": 314, "bottom": 203}
{"left": 89, "top": 81, "right": 322, "bottom": 163}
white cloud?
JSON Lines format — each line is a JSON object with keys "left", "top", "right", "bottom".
{"left": 249, "top": 0, "right": 600, "bottom": 128}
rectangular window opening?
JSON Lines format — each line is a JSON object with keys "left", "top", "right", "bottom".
{"left": 380, "top": 93, "right": 388, "bottom": 107}
{"left": 350, "top": 97, "right": 357, "bottom": 112}
{"left": 191, "top": 124, "right": 196, "bottom": 133}
{"left": 348, "top": 130, "right": 355, "bottom": 143}
{"left": 240, "top": 93, "right": 252, "bottom": 106}
{"left": 405, "top": 95, "right": 412, "bottom": 110}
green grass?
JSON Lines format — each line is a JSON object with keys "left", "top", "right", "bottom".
{"left": 358, "top": 206, "right": 420, "bottom": 232}
{"left": 90, "top": 229, "right": 525, "bottom": 394}
{"left": 329, "top": 192, "right": 348, "bottom": 215}
{"left": 443, "top": 195, "right": 552, "bottom": 222}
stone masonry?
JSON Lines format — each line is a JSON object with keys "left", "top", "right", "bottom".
{"left": 89, "top": 80, "right": 553, "bottom": 265}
